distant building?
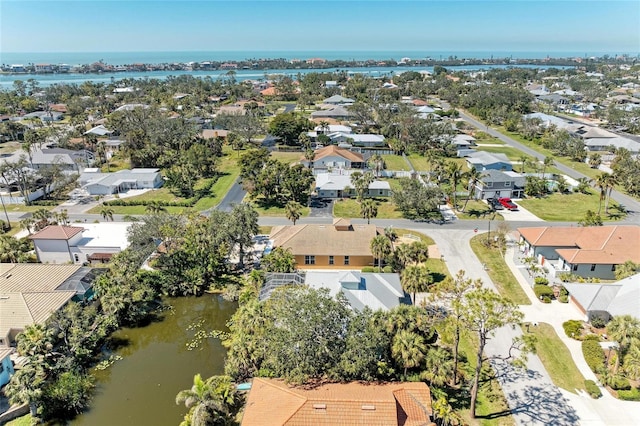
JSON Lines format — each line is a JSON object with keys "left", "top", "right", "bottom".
{"left": 80, "top": 168, "right": 164, "bottom": 195}
{"left": 315, "top": 172, "right": 391, "bottom": 198}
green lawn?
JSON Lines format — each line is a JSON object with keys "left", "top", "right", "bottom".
{"left": 470, "top": 235, "right": 531, "bottom": 305}
{"left": 332, "top": 198, "right": 403, "bottom": 220}
{"left": 476, "top": 145, "right": 536, "bottom": 161}
{"left": 249, "top": 201, "right": 310, "bottom": 217}
{"left": 518, "top": 192, "right": 626, "bottom": 222}
{"left": 457, "top": 334, "right": 515, "bottom": 426}
{"left": 381, "top": 154, "right": 411, "bottom": 171}
{"left": 456, "top": 200, "right": 504, "bottom": 221}
{"left": 5, "top": 415, "right": 32, "bottom": 426}
{"left": 3, "top": 204, "right": 54, "bottom": 213}
{"left": 527, "top": 323, "right": 586, "bottom": 393}
{"left": 271, "top": 151, "right": 303, "bottom": 165}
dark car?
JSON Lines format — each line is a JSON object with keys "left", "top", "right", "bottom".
{"left": 486, "top": 197, "right": 504, "bottom": 210}
{"left": 498, "top": 197, "right": 518, "bottom": 211}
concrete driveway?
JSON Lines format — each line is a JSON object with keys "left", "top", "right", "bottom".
{"left": 500, "top": 202, "right": 543, "bottom": 222}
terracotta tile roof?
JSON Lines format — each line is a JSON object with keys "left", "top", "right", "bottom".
{"left": 261, "top": 87, "right": 277, "bottom": 96}
{"left": 269, "top": 222, "right": 379, "bottom": 257}
{"left": 29, "top": 225, "right": 84, "bottom": 240}
{"left": 518, "top": 225, "right": 640, "bottom": 264}
{"left": 242, "top": 378, "right": 432, "bottom": 426}
{"left": 308, "top": 145, "right": 364, "bottom": 163}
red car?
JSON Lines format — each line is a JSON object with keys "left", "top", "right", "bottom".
{"left": 498, "top": 197, "right": 518, "bottom": 211}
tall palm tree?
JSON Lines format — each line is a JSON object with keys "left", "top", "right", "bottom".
{"left": 606, "top": 315, "right": 640, "bottom": 373}
{"left": 446, "top": 161, "right": 463, "bottom": 211}
{"left": 602, "top": 173, "right": 617, "bottom": 214}
{"left": 623, "top": 343, "right": 640, "bottom": 381}
{"left": 145, "top": 201, "right": 167, "bottom": 215}
{"left": 401, "top": 265, "right": 432, "bottom": 304}
{"left": 368, "top": 154, "right": 385, "bottom": 177}
{"left": 370, "top": 234, "right": 392, "bottom": 268}
{"left": 392, "top": 330, "right": 427, "bottom": 377}
{"left": 360, "top": 199, "right": 378, "bottom": 224}
{"left": 100, "top": 206, "right": 114, "bottom": 222}
{"left": 594, "top": 173, "right": 608, "bottom": 216}
{"left": 20, "top": 217, "right": 34, "bottom": 235}
{"left": 17, "top": 323, "right": 55, "bottom": 358}
{"left": 518, "top": 154, "right": 528, "bottom": 173}
{"left": 4, "top": 363, "right": 46, "bottom": 418}
{"left": 542, "top": 156, "right": 554, "bottom": 181}
{"left": 284, "top": 200, "right": 303, "bottom": 225}
{"left": 462, "top": 168, "right": 484, "bottom": 212}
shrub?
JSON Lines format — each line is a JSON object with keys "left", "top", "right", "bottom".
{"left": 559, "top": 295, "right": 569, "bottom": 303}
{"left": 582, "top": 339, "right": 605, "bottom": 373}
{"left": 382, "top": 266, "right": 394, "bottom": 273}
{"left": 618, "top": 388, "right": 640, "bottom": 401}
{"left": 542, "top": 296, "right": 551, "bottom": 303}
{"left": 584, "top": 380, "right": 602, "bottom": 399}
{"left": 559, "top": 286, "right": 569, "bottom": 297}
{"left": 534, "top": 276, "right": 549, "bottom": 286}
{"left": 534, "top": 284, "right": 554, "bottom": 300}
{"left": 590, "top": 316, "right": 607, "bottom": 329}
{"left": 563, "top": 320, "right": 583, "bottom": 339}
{"left": 361, "top": 267, "right": 374, "bottom": 272}
{"left": 609, "top": 376, "right": 631, "bottom": 391}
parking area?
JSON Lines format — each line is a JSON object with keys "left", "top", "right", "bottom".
{"left": 309, "top": 197, "right": 333, "bottom": 218}
{"left": 500, "top": 201, "right": 544, "bottom": 222}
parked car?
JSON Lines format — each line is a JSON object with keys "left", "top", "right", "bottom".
{"left": 498, "top": 197, "right": 518, "bottom": 211}
{"left": 486, "top": 197, "right": 504, "bottom": 210}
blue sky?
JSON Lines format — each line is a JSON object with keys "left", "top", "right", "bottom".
{"left": 1, "top": 0, "right": 638, "bottom": 53}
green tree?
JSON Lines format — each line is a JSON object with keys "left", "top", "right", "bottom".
{"left": 421, "top": 347, "right": 454, "bottom": 387}
{"left": 392, "top": 330, "right": 427, "bottom": 377}
{"left": 267, "top": 112, "right": 312, "bottom": 146}
{"left": 370, "top": 234, "right": 393, "bottom": 268}
{"left": 176, "top": 374, "right": 238, "bottom": 426}
{"left": 615, "top": 261, "right": 640, "bottom": 280}
{"left": 606, "top": 315, "right": 640, "bottom": 373}
{"left": 260, "top": 247, "right": 296, "bottom": 273}
{"left": 401, "top": 265, "right": 432, "bottom": 305}
{"left": 462, "top": 168, "right": 483, "bottom": 212}
{"left": 460, "top": 288, "right": 525, "bottom": 418}
{"left": 446, "top": 161, "right": 464, "bottom": 210}
{"left": 623, "top": 343, "right": 640, "bottom": 380}
{"left": 284, "top": 200, "right": 303, "bottom": 225}
{"left": 368, "top": 154, "right": 385, "bottom": 177}
{"left": 579, "top": 210, "right": 603, "bottom": 227}
{"left": 541, "top": 156, "right": 554, "bottom": 181}
{"left": 228, "top": 203, "right": 259, "bottom": 269}
{"left": 145, "top": 201, "right": 167, "bottom": 214}
{"left": 41, "top": 371, "right": 95, "bottom": 420}
{"left": 100, "top": 206, "right": 114, "bottom": 221}
{"left": 360, "top": 199, "right": 378, "bottom": 224}
{"left": 4, "top": 362, "right": 45, "bottom": 419}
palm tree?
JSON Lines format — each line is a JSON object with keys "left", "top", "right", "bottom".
{"left": 408, "top": 241, "right": 430, "bottom": 265}
{"left": 370, "top": 234, "right": 392, "bottom": 269}
{"left": 20, "top": 217, "right": 34, "bottom": 235}
{"left": 392, "top": 330, "right": 427, "bottom": 377}
{"left": 462, "top": 168, "right": 484, "bottom": 212}
{"left": 360, "top": 199, "right": 378, "bottom": 224}
{"left": 303, "top": 147, "right": 315, "bottom": 169}
{"left": 623, "top": 343, "right": 640, "bottom": 380}
{"left": 100, "top": 206, "right": 114, "bottom": 221}
{"left": 602, "top": 173, "right": 617, "bottom": 214}
{"left": 368, "top": 154, "right": 385, "bottom": 177}
{"left": 421, "top": 347, "right": 454, "bottom": 387}
{"left": 284, "top": 200, "right": 303, "bottom": 225}
{"left": 615, "top": 260, "right": 639, "bottom": 280}
{"left": 17, "top": 323, "right": 55, "bottom": 358}
{"left": 575, "top": 177, "right": 591, "bottom": 194}
{"left": 4, "top": 363, "right": 46, "bottom": 419}
{"left": 606, "top": 315, "right": 640, "bottom": 373}
{"left": 594, "top": 173, "right": 608, "bottom": 216}
{"left": 446, "top": 161, "right": 463, "bottom": 211}
{"left": 518, "top": 154, "right": 528, "bottom": 173}
{"left": 542, "top": 156, "right": 554, "bottom": 181}
{"left": 145, "top": 201, "right": 167, "bottom": 215}
{"left": 401, "top": 265, "right": 432, "bottom": 304}
{"left": 176, "top": 374, "right": 237, "bottom": 426}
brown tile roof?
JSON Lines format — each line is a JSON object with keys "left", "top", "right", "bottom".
{"left": 269, "top": 222, "right": 379, "bottom": 257}
{"left": 518, "top": 225, "right": 640, "bottom": 264}
{"left": 307, "top": 146, "right": 364, "bottom": 163}
{"left": 29, "top": 225, "right": 84, "bottom": 240}
{"left": 201, "top": 129, "right": 230, "bottom": 139}
{"left": 242, "top": 378, "right": 432, "bottom": 426}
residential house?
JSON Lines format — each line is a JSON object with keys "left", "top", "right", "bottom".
{"left": 0, "top": 347, "right": 14, "bottom": 387}
{"left": 327, "top": 132, "right": 386, "bottom": 147}
{"left": 114, "top": 103, "right": 149, "bottom": 112}
{"left": 201, "top": 129, "right": 230, "bottom": 141}
{"left": 310, "top": 106, "right": 354, "bottom": 120}
{"left": 473, "top": 170, "right": 525, "bottom": 200}
{"left": 452, "top": 134, "right": 477, "bottom": 156}
{"left": 315, "top": 172, "right": 391, "bottom": 198}
{"left": 29, "top": 223, "right": 131, "bottom": 264}
{"left": 261, "top": 270, "right": 410, "bottom": 311}
{"left": 564, "top": 273, "right": 640, "bottom": 323}
{"left": 517, "top": 225, "right": 640, "bottom": 280}
{"left": 84, "top": 125, "right": 113, "bottom": 137}
{"left": 0, "top": 263, "right": 98, "bottom": 347}
{"left": 269, "top": 219, "right": 381, "bottom": 268}
{"left": 466, "top": 151, "right": 512, "bottom": 171}
{"left": 79, "top": 168, "right": 164, "bottom": 195}
{"left": 322, "top": 95, "right": 355, "bottom": 105}
{"left": 301, "top": 145, "right": 364, "bottom": 170}
{"left": 242, "top": 378, "right": 432, "bottom": 426}
{"left": 22, "top": 110, "right": 63, "bottom": 122}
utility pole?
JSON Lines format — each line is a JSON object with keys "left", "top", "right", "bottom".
{"left": 0, "top": 193, "right": 11, "bottom": 230}
{"left": 487, "top": 219, "right": 491, "bottom": 245}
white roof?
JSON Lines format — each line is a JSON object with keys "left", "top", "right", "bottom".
{"left": 313, "top": 124, "right": 352, "bottom": 133}
{"left": 316, "top": 173, "right": 390, "bottom": 191}
{"left": 84, "top": 125, "right": 112, "bottom": 136}
{"left": 467, "top": 151, "right": 511, "bottom": 165}
{"left": 75, "top": 222, "right": 132, "bottom": 250}
{"left": 565, "top": 274, "right": 640, "bottom": 319}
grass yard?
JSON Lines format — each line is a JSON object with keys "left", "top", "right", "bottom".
{"left": 5, "top": 415, "right": 32, "bottom": 426}
{"left": 381, "top": 154, "right": 411, "bottom": 171}
{"left": 476, "top": 145, "right": 536, "bottom": 161}
{"left": 258, "top": 226, "right": 273, "bottom": 235}
{"left": 518, "top": 192, "right": 626, "bottom": 222}
{"left": 457, "top": 334, "right": 515, "bottom": 426}
{"left": 3, "top": 203, "right": 53, "bottom": 213}
{"left": 470, "top": 235, "right": 531, "bottom": 305}
{"left": 392, "top": 229, "right": 450, "bottom": 283}
{"left": 332, "top": 198, "right": 403, "bottom": 219}
{"left": 271, "top": 150, "right": 303, "bottom": 165}
{"left": 249, "top": 199, "right": 310, "bottom": 217}
{"left": 526, "top": 322, "right": 586, "bottom": 393}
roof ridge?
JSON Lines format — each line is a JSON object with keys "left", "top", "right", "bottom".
{"left": 599, "top": 225, "right": 618, "bottom": 250}
{"left": 254, "top": 379, "right": 307, "bottom": 424}
{"left": 396, "top": 388, "right": 432, "bottom": 417}
{"left": 19, "top": 293, "right": 35, "bottom": 324}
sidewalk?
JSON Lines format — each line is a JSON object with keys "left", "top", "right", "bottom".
{"left": 504, "top": 239, "right": 640, "bottom": 425}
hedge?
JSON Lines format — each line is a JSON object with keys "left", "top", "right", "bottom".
{"left": 563, "top": 320, "right": 583, "bottom": 339}
{"left": 534, "top": 284, "right": 554, "bottom": 300}
{"left": 618, "top": 388, "right": 640, "bottom": 401}
{"left": 582, "top": 339, "right": 605, "bottom": 373}
{"left": 609, "top": 376, "right": 631, "bottom": 391}
{"left": 584, "top": 380, "right": 602, "bottom": 399}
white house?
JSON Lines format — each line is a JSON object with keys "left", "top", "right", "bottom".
{"left": 328, "top": 132, "right": 386, "bottom": 147}
{"left": 80, "top": 168, "right": 164, "bottom": 195}
{"left": 315, "top": 172, "right": 391, "bottom": 198}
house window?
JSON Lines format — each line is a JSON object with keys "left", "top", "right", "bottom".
{"left": 590, "top": 264, "right": 596, "bottom": 271}
{"left": 572, "top": 264, "right": 578, "bottom": 271}
{"left": 344, "top": 256, "right": 350, "bottom": 265}
{"left": 485, "top": 182, "right": 493, "bottom": 188}
{"left": 304, "top": 255, "right": 315, "bottom": 265}
{"left": 612, "top": 264, "right": 616, "bottom": 271}
{"left": 74, "top": 254, "right": 79, "bottom": 262}
{"left": 329, "top": 256, "right": 334, "bottom": 265}
{"left": 505, "top": 182, "right": 511, "bottom": 187}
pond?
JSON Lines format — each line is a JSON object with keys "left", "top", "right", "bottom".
{"left": 71, "top": 295, "right": 236, "bottom": 426}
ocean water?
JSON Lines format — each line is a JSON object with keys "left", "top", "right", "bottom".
{"left": 0, "top": 50, "right": 620, "bottom": 66}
